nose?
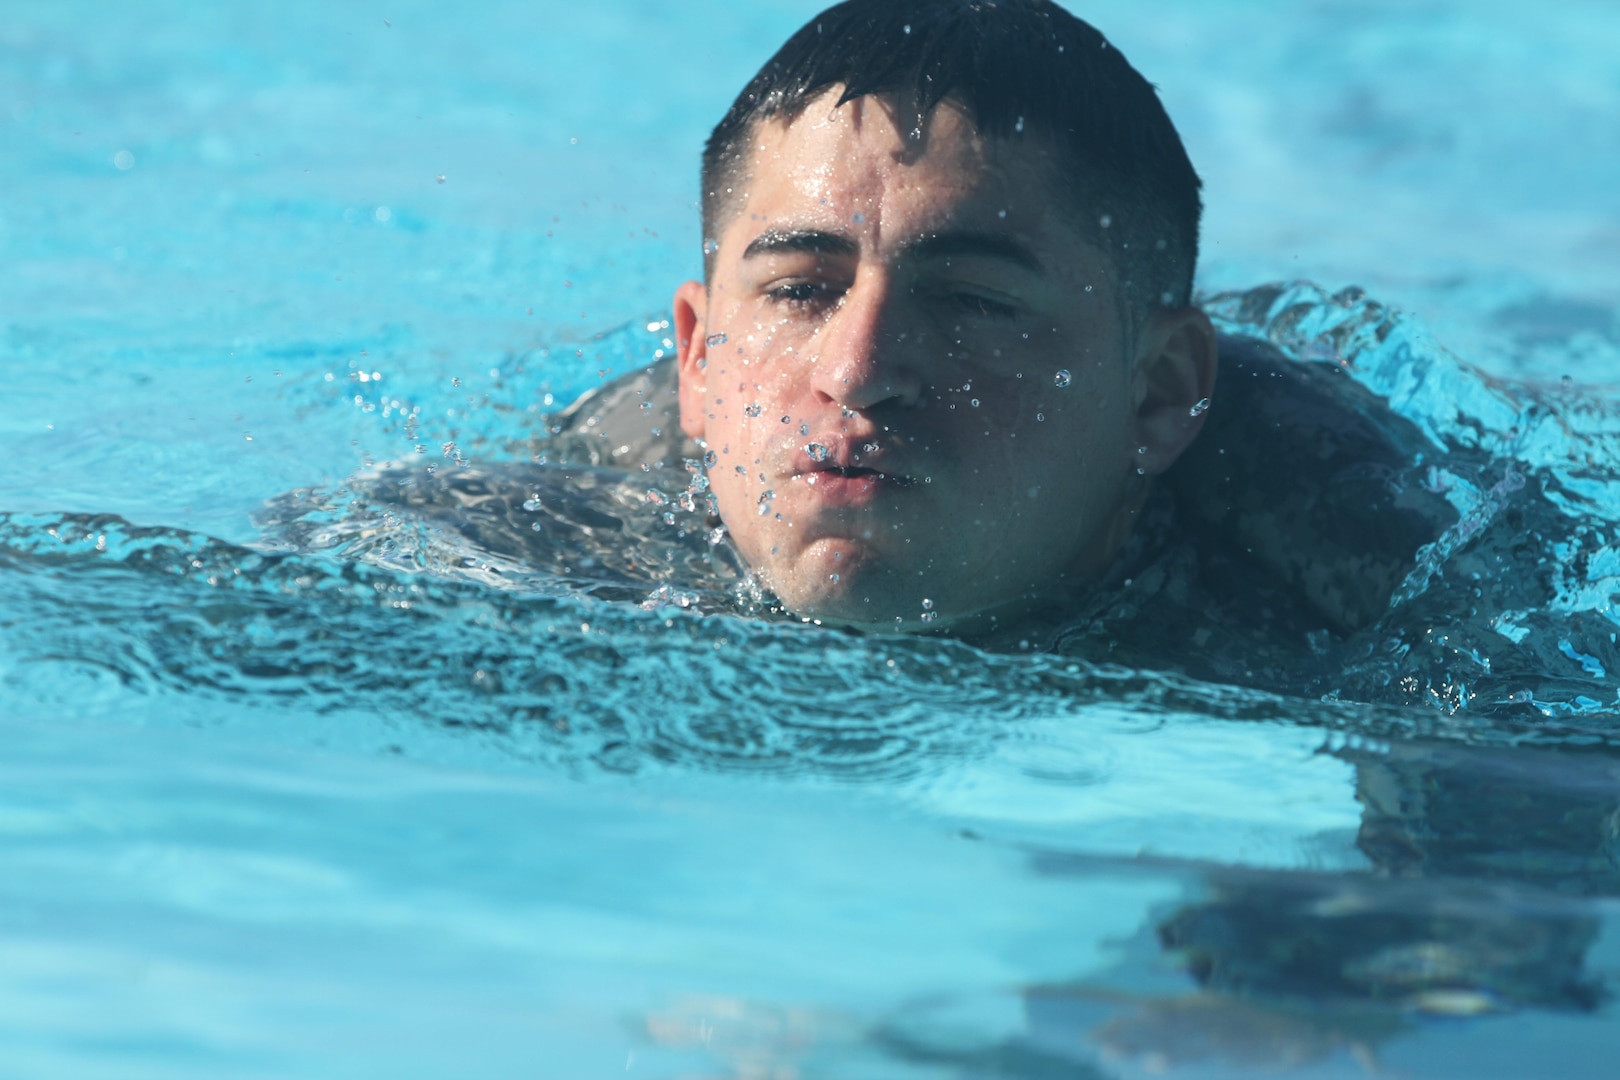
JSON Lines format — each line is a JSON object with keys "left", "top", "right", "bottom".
{"left": 808, "top": 273, "right": 924, "bottom": 412}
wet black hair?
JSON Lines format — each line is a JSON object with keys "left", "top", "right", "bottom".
{"left": 700, "top": 0, "right": 1203, "bottom": 323}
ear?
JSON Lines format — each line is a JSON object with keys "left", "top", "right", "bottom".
{"left": 673, "top": 279, "right": 710, "bottom": 442}
{"left": 1130, "top": 306, "right": 1218, "bottom": 475}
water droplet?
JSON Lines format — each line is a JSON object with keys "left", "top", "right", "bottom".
{"left": 804, "top": 442, "right": 831, "bottom": 462}
{"left": 1053, "top": 369, "right": 1072, "bottom": 388}
{"left": 702, "top": 238, "right": 719, "bottom": 255}
{"left": 1189, "top": 397, "right": 1212, "bottom": 417}
{"left": 757, "top": 490, "right": 776, "bottom": 515}
{"left": 745, "top": 403, "right": 762, "bottom": 417}
{"left": 706, "top": 333, "right": 728, "bottom": 348}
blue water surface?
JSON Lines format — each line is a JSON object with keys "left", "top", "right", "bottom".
{"left": 3, "top": 2, "right": 1620, "bottom": 1077}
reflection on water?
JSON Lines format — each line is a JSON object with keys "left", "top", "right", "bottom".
{"left": 1006, "top": 737, "right": 1619, "bottom": 1074}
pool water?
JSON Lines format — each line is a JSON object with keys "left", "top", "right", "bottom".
{"left": 3, "top": 1, "right": 1620, "bottom": 1077}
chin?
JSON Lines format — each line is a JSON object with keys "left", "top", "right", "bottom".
{"left": 770, "top": 573, "right": 944, "bottom": 633}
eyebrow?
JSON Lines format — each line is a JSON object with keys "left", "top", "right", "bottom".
{"left": 904, "top": 231, "right": 1044, "bottom": 274}
{"left": 740, "top": 226, "right": 1044, "bottom": 276}
{"left": 742, "top": 229, "right": 858, "bottom": 260}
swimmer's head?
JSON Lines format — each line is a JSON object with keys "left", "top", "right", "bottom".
{"left": 700, "top": 0, "right": 1203, "bottom": 332}
{"left": 671, "top": 0, "right": 1216, "bottom": 635}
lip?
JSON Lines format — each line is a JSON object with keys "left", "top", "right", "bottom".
{"left": 790, "top": 436, "right": 916, "bottom": 508}
{"left": 796, "top": 467, "right": 911, "bottom": 507}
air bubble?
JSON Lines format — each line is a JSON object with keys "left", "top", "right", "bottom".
{"left": 1036, "top": 412, "right": 1045, "bottom": 422}
{"left": 829, "top": 573, "right": 841, "bottom": 584}
{"left": 970, "top": 398, "right": 979, "bottom": 407}
{"left": 1054, "top": 369, "right": 1072, "bottom": 388}
{"left": 920, "top": 611, "right": 938, "bottom": 623}
{"left": 921, "top": 598, "right": 934, "bottom": 610}
{"left": 708, "top": 526, "right": 727, "bottom": 545}
{"left": 1099, "top": 214, "right": 1112, "bottom": 229}
{"left": 702, "top": 238, "right": 719, "bottom": 255}
{"left": 799, "top": 422, "right": 810, "bottom": 436}
{"left": 523, "top": 497, "right": 543, "bottom": 511}
{"left": 757, "top": 490, "right": 776, "bottom": 515}
{"left": 1189, "top": 397, "right": 1212, "bottom": 417}
{"left": 706, "top": 333, "right": 728, "bottom": 347}
{"left": 1014, "top": 116, "right": 1025, "bottom": 133}
{"left": 804, "top": 442, "right": 831, "bottom": 462}
{"left": 745, "top": 403, "right": 762, "bottom": 417}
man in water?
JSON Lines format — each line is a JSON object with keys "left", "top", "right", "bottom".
{"left": 536, "top": 0, "right": 1457, "bottom": 676}
{"left": 665, "top": 0, "right": 1218, "bottom": 638}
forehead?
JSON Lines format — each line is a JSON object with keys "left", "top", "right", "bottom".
{"left": 735, "top": 93, "right": 1062, "bottom": 226}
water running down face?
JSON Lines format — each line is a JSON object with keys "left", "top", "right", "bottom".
{"left": 674, "top": 92, "right": 1216, "bottom": 635}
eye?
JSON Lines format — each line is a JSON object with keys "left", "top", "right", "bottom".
{"left": 947, "top": 292, "right": 1018, "bottom": 320}
{"left": 765, "top": 281, "right": 841, "bottom": 311}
